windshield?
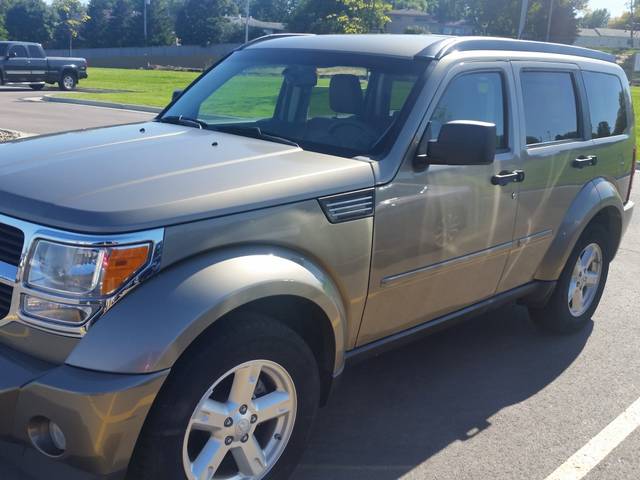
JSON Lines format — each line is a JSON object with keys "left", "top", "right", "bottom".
{"left": 162, "top": 48, "right": 428, "bottom": 157}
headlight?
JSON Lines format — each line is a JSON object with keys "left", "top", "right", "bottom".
{"left": 21, "top": 239, "right": 152, "bottom": 327}
{"left": 27, "top": 240, "right": 150, "bottom": 297}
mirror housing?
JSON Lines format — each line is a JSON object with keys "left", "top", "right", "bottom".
{"left": 416, "top": 120, "right": 497, "bottom": 167}
{"left": 172, "top": 89, "right": 183, "bottom": 102}
{"left": 7, "top": 51, "right": 17, "bottom": 59}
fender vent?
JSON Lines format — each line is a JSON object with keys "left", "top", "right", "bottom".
{"left": 319, "top": 189, "right": 375, "bottom": 223}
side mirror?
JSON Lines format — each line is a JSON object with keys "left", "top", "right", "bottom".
{"left": 172, "top": 89, "right": 183, "bottom": 102}
{"left": 416, "top": 120, "right": 497, "bottom": 167}
{"left": 7, "top": 51, "right": 17, "bottom": 59}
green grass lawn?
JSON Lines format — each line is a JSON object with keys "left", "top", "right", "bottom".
{"left": 632, "top": 87, "right": 640, "bottom": 148}
{"left": 64, "top": 67, "right": 200, "bottom": 108}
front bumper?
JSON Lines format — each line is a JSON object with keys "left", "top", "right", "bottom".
{"left": 0, "top": 343, "right": 168, "bottom": 479}
{"left": 78, "top": 70, "right": 88, "bottom": 80}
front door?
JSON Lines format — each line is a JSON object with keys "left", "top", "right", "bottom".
{"left": 358, "top": 62, "right": 522, "bottom": 345}
{"left": 5, "top": 44, "right": 31, "bottom": 83}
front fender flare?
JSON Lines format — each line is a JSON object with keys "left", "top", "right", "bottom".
{"left": 66, "top": 246, "right": 347, "bottom": 375}
{"left": 535, "top": 178, "right": 624, "bottom": 281}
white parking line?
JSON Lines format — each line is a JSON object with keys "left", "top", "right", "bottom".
{"left": 544, "top": 396, "right": 640, "bottom": 480}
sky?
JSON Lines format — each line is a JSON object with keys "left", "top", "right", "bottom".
{"left": 588, "top": 0, "right": 628, "bottom": 18}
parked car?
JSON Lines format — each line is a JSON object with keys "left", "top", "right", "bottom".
{"left": 0, "top": 34, "right": 635, "bottom": 480}
{"left": 0, "top": 41, "right": 87, "bottom": 91}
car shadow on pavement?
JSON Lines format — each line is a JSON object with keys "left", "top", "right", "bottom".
{"left": 294, "top": 303, "right": 592, "bottom": 480}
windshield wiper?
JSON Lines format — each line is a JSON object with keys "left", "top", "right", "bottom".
{"left": 210, "top": 125, "right": 300, "bottom": 148}
{"left": 158, "top": 115, "right": 209, "bottom": 129}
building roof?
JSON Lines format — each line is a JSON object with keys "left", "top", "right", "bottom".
{"left": 246, "top": 34, "right": 615, "bottom": 63}
{"left": 578, "top": 27, "right": 634, "bottom": 38}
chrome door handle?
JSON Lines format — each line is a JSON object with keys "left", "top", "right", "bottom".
{"left": 491, "top": 170, "right": 525, "bottom": 186}
{"left": 573, "top": 155, "right": 598, "bottom": 169}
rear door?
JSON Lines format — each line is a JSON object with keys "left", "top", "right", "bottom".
{"left": 27, "top": 45, "right": 47, "bottom": 83}
{"left": 498, "top": 62, "right": 593, "bottom": 291}
{"left": 4, "top": 44, "right": 31, "bottom": 83}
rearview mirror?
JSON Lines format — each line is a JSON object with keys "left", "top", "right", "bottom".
{"left": 172, "top": 89, "right": 183, "bottom": 102}
{"left": 416, "top": 120, "right": 497, "bottom": 167}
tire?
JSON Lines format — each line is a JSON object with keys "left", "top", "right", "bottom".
{"left": 30, "top": 84, "right": 45, "bottom": 91}
{"left": 529, "top": 225, "right": 610, "bottom": 334}
{"left": 128, "top": 314, "right": 321, "bottom": 480}
{"left": 59, "top": 72, "right": 77, "bottom": 91}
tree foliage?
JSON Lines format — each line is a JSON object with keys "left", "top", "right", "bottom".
{"left": 5, "top": 0, "right": 52, "bottom": 44}
{"left": 51, "top": 0, "right": 90, "bottom": 50}
{"left": 578, "top": 8, "right": 610, "bottom": 28}
{"left": 390, "top": 0, "right": 430, "bottom": 11}
{"left": 175, "top": 0, "right": 237, "bottom": 45}
{"left": 289, "top": 0, "right": 392, "bottom": 33}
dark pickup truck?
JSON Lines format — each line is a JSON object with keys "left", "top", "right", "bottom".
{"left": 0, "top": 41, "right": 87, "bottom": 91}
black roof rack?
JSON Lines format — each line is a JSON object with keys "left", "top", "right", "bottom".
{"left": 238, "top": 33, "right": 315, "bottom": 50}
{"left": 417, "top": 36, "right": 616, "bottom": 63}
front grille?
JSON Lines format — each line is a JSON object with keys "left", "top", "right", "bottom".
{"left": 0, "top": 283, "right": 12, "bottom": 319}
{"left": 0, "top": 223, "right": 24, "bottom": 266}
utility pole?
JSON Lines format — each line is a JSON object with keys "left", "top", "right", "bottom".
{"left": 518, "top": 0, "right": 529, "bottom": 39}
{"left": 545, "top": 0, "right": 554, "bottom": 42}
{"left": 144, "top": 0, "right": 151, "bottom": 46}
{"left": 630, "top": 0, "right": 636, "bottom": 48}
{"left": 245, "top": 0, "right": 250, "bottom": 44}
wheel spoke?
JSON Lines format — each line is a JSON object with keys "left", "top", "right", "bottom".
{"left": 253, "top": 391, "right": 292, "bottom": 423}
{"left": 231, "top": 436, "right": 267, "bottom": 477}
{"left": 191, "top": 438, "right": 227, "bottom": 480}
{"left": 192, "top": 399, "right": 229, "bottom": 431}
{"left": 228, "top": 364, "right": 262, "bottom": 406}
{"left": 581, "top": 246, "right": 596, "bottom": 270}
{"left": 571, "top": 286, "right": 584, "bottom": 311}
{"left": 584, "top": 271, "right": 600, "bottom": 287}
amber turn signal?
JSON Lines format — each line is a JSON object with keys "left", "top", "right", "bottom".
{"left": 101, "top": 245, "right": 150, "bottom": 295}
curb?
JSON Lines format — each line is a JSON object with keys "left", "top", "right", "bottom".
{"left": 43, "top": 94, "right": 162, "bottom": 114}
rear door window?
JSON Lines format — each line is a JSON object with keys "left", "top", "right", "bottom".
{"left": 429, "top": 71, "right": 507, "bottom": 149}
{"left": 582, "top": 71, "right": 627, "bottom": 138}
{"left": 521, "top": 71, "right": 580, "bottom": 145}
{"left": 28, "top": 45, "right": 45, "bottom": 59}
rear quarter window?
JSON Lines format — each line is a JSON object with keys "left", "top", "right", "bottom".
{"left": 521, "top": 71, "right": 580, "bottom": 145}
{"left": 582, "top": 71, "right": 628, "bottom": 138}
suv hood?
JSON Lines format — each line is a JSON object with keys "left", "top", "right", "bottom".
{"left": 0, "top": 122, "right": 374, "bottom": 233}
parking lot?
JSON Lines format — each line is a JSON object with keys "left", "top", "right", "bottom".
{"left": 1, "top": 89, "right": 639, "bottom": 480}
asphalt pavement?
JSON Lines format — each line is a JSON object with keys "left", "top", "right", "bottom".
{"left": 1, "top": 87, "right": 639, "bottom": 480}
{"left": 0, "top": 86, "right": 152, "bottom": 135}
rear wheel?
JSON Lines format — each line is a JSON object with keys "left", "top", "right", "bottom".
{"left": 59, "top": 72, "right": 77, "bottom": 91}
{"left": 129, "top": 314, "right": 320, "bottom": 480}
{"left": 529, "top": 226, "right": 610, "bottom": 333}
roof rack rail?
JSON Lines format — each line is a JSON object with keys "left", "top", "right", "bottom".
{"left": 417, "top": 36, "right": 616, "bottom": 63}
{"left": 238, "top": 33, "right": 315, "bottom": 50}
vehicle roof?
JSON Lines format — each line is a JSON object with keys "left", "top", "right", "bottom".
{"left": 0, "top": 41, "right": 42, "bottom": 46}
{"left": 245, "top": 34, "right": 615, "bottom": 64}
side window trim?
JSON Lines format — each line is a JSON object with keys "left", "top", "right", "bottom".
{"left": 429, "top": 68, "right": 510, "bottom": 153}
{"left": 520, "top": 67, "right": 585, "bottom": 148}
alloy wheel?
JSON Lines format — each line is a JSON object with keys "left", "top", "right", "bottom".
{"left": 182, "top": 360, "right": 297, "bottom": 480}
{"left": 567, "top": 242, "right": 603, "bottom": 317}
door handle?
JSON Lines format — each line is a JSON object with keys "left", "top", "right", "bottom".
{"left": 573, "top": 155, "right": 598, "bottom": 169}
{"left": 491, "top": 170, "right": 525, "bottom": 186}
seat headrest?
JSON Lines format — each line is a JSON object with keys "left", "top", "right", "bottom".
{"left": 329, "top": 74, "right": 363, "bottom": 115}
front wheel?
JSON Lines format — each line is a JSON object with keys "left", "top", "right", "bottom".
{"left": 129, "top": 314, "right": 320, "bottom": 480}
{"left": 529, "top": 225, "right": 610, "bottom": 333}
{"left": 59, "top": 73, "right": 77, "bottom": 91}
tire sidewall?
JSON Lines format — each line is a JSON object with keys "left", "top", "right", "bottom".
{"left": 130, "top": 315, "right": 320, "bottom": 480}
{"left": 548, "top": 226, "right": 611, "bottom": 331}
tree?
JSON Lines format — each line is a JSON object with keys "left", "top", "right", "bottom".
{"left": 175, "top": 0, "right": 237, "bottom": 45}
{"left": 0, "top": 0, "right": 11, "bottom": 40}
{"left": 289, "top": 0, "right": 392, "bottom": 34}
{"left": 127, "top": 0, "right": 175, "bottom": 46}
{"left": 579, "top": 8, "right": 610, "bottom": 28}
{"left": 51, "top": 0, "right": 90, "bottom": 51}
{"left": 104, "top": 0, "right": 134, "bottom": 47}
{"left": 83, "top": 0, "right": 114, "bottom": 47}
{"left": 391, "top": 0, "right": 429, "bottom": 12}
{"left": 233, "top": 0, "right": 297, "bottom": 22}
{"left": 5, "top": 0, "right": 53, "bottom": 44}
{"left": 524, "top": 0, "right": 587, "bottom": 44}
